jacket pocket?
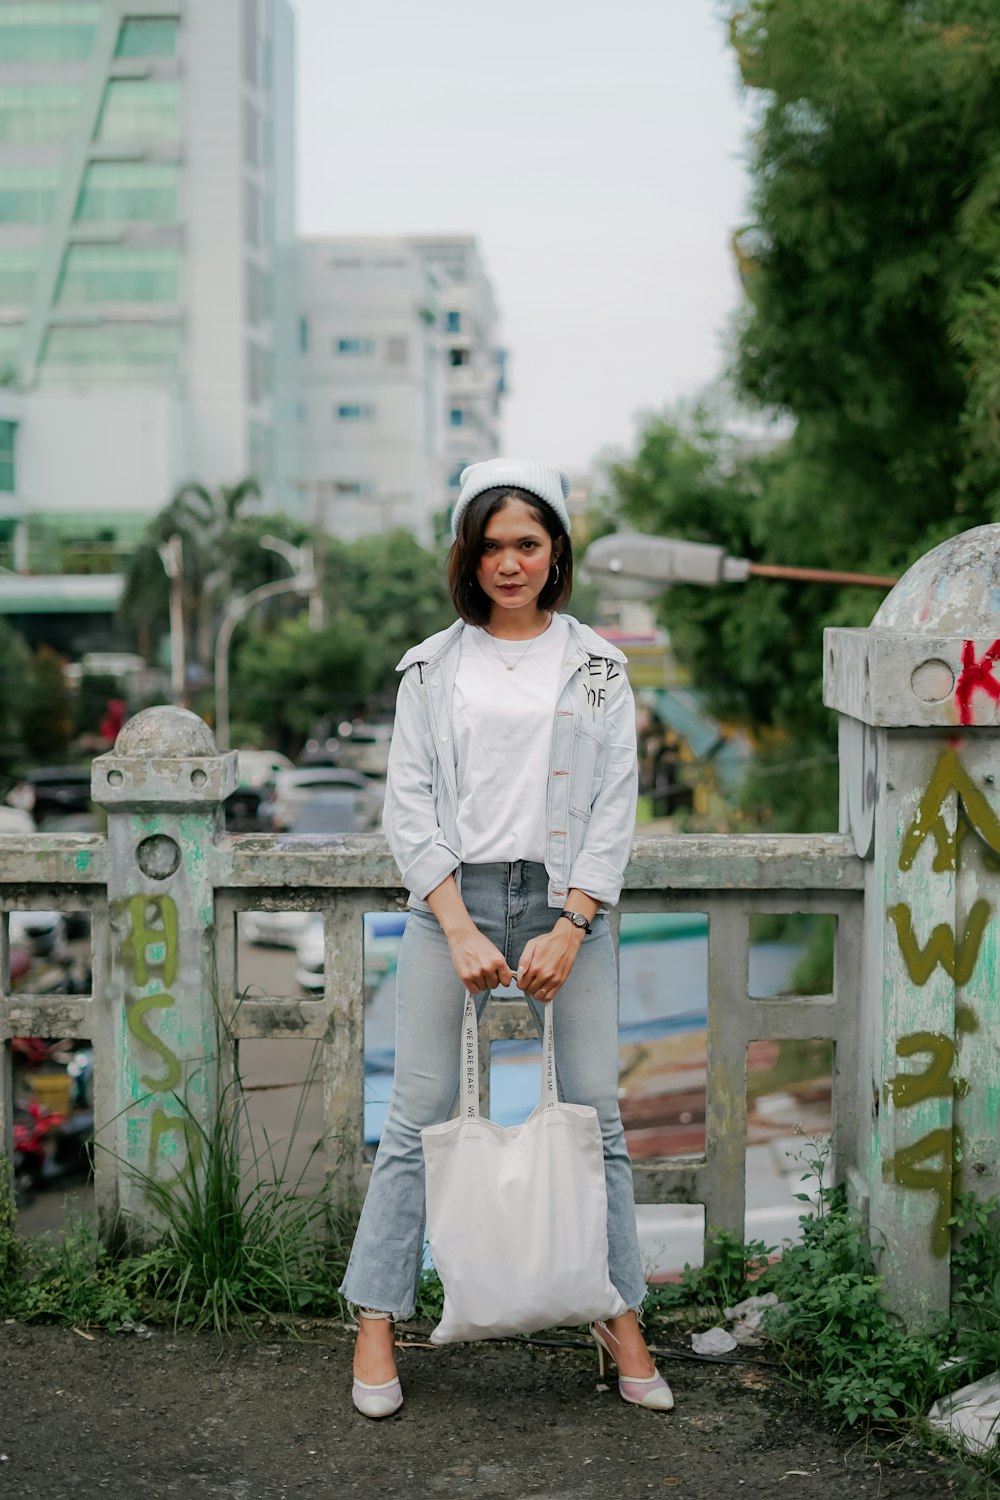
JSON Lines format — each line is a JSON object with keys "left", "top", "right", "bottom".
{"left": 568, "top": 718, "right": 608, "bottom": 821}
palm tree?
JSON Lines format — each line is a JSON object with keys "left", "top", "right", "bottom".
{"left": 119, "top": 478, "right": 260, "bottom": 673}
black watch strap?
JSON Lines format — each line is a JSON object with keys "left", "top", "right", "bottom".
{"left": 558, "top": 910, "right": 592, "bottom": 935}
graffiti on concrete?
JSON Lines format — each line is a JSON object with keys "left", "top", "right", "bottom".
{"left": 120, "top": 893, "right": 178, "bottom": 986}
{"left": 898, "top": 749, "right": 1000, "bottom": 872}
{"left": 117, "top": 893, "right": 197, "bottom": 1178}
{"left": 885, "top": 748, "right": 998, "bottom": 1256}
{"left": 887, "top": 899, "right": 992, "bottom": 986}
{"left": 955, "top": 639, "right": 1000, "bottom": 726}
{"left": 886, "top": 1032, "right": 964, "bottom": 1109}
{"left": 889, "top": 1128, "right": 955, "bottom": 1257}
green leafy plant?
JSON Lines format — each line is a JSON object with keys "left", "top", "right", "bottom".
{"left": 114, "top": 1041, "right": 357, "bottom": 1335}
{"left": 644, "top": 1227, "right": 775, "bottom": 1318}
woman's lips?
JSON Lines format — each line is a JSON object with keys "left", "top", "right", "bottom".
{"left": 497, "top": 583, "right": 523, "bottom": 591}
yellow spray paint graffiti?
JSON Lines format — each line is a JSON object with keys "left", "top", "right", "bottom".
{"left": 118, "top": 893, "right": 193, "bottom": 1178}
{"left": 898, "top": 749, "right": 1000, "bottom": 873}
{"left": 884, "top": 747, "right": 998, "bottom": 1256}
{"left": 887, "top": 899, "right": 992, "bottom": 986}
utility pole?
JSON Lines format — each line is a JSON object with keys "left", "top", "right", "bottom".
{"left": 294, "top": 478, "right": 337, "bottom": 630}
{"left": 156, "top": 533, "right": 185, "bottom": 706}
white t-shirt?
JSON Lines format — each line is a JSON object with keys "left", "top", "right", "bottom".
{"left": 454, "top": 613, "right": 570, "bottom": 864}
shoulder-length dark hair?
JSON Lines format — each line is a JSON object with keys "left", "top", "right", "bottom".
{"left": 447, "top": 486, "right": 573, "bottom": 627}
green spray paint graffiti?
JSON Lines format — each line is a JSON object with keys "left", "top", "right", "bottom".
{"left": 118, "top": 894, "right": 196, "bottom": 1179}
{"left": 883, "top": 748, "right": 999, "bottom": 1255}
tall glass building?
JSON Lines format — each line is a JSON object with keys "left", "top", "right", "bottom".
{"left": 0, "top": 1, "right": 296, "bottom": 574}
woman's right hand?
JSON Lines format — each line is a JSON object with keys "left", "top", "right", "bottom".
{"left": 447, "top": 923, "right": 512, "bottom": 994}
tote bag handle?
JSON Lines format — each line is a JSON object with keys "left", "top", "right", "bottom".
{"left": 460, "top": 992, "right": 558, "bottom": 1120}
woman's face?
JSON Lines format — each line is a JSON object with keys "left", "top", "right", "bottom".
{"left": 475, "top": 498, "right": 556, "bottom": 622}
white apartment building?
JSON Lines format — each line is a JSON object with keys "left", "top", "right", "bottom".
{"left": 295, "top": 237, "right": 445, "bottom": 544}
{"left": 408, "top": 235, "right": 505, "bottom": 507}
{"left": 0, "top": 0, "right": 296, "bottom": 575}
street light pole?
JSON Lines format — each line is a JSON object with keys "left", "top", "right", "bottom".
{"left": 214, "top": 571, "right": 314, "bottom": 752}
{"left": 583, "top": 533, "right": 898, "bottom": 596}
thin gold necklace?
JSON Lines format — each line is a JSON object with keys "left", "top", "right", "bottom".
{"left": 484, "top": 614, "right": 552, "bottom": 673}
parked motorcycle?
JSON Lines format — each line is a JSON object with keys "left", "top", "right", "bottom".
{"left": 11, "top": 1036, "right": 94, "bottom": 1207}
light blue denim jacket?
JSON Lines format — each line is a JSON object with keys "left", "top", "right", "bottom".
{"left": 382, "top": 615, "right": 638, "bottom": 912}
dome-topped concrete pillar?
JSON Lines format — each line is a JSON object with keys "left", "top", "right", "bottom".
{"left": 825, "top": 523, "right": 1000, "bottom": 1327}
{"left": 91, "top": 707, "right": 237, "bottom": 1236}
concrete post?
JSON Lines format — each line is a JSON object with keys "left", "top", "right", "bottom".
{"left": 825, "top": 523, "right": 1000, "bottom": 1328}
{"left": 91, "top": 706, "right": 237, "bottom": 1239}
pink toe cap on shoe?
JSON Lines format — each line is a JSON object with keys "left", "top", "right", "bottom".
{"left": 352, "top": 1377, "right": 403, "bottom": 1419}
{"left": 619, "top": 1373, "right": 674, "bottom": 1411}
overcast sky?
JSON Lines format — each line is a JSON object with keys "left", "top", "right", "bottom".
{"left": 291, "top": 0, "right": 753, "bottom": 474}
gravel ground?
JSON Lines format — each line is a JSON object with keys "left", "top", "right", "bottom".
{"left": 0, "top": 1322, "right": 972, "bottom": 1499}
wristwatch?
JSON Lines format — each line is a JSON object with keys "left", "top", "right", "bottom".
{"left": 558, "top": 910, "right": 592, "bottom": 935}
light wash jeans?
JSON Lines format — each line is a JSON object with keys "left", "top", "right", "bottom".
{"left": 340, "top": 860, "right": 648, "bottom": 1317}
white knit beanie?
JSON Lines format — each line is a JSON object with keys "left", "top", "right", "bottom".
{"left": 451, "top": 459, "right": 572, "bottom": 538}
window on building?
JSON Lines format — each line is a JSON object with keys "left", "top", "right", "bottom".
{"left": 247, "top": 342, "right": 272, "bottom": 405}
{"left": 445, "top": 310, "right": 462, "bottom": 333}
{"left": 337, "top": 404, "right": 374, "bottom": 420}
{"left": 95, "top": 80, "right": 180, "bottom": 144}
{"left": 248, "top": 419, "right": 274, "bottom": 484}
{"left": 0, "top": 85, "right": 82, "bottom": 145}
{"left": 0, "top": 419, "right": 16, "bottom": 494}
{"left": 298, "top": 316, "right": 308, "bottom": 352}
{"left": 74, "top": 161, "right": 179, "bottom": 222}
{"left": 0, "top": 324, "right": 23, "bottom": 376}
{"left": 56, "top": 245, "right": 180, "bottom": 304}
{"left": 0, "top": 245, "right": 39, "bottom": 306}
{"left": 245, "top": 262, "right": 272, "bottom": 326}
{"left": 115, "top": 18, "right": 178, "bottom": 57}
{"left": 385, "top": 336, "right": 408, "bottom": 364}
{"left": 449, "top": 408, "right": 465, "bottom": 428}
{"left": 244, "top": 180, "right": 263, "bottom": 247}
{"left": 449, "top": 347, "right": 470, "bottom": 367}
{"left": 336, "top": 337, "right": 375, "bottom": 355}
{"left": 0, "top": 164, "right": 61, "bottom": 225}
{"left": 244, "top": 100, "right": 264, "bottom": 168}
{"left": 335, "top": 480, "right": 373, "bottom": 496}
{"left": 448, "top": 465, "right": 465, "bottom": 490}
{"left": 0, "top": 5, "right": 99, "bottom": 63}
{"left": 37, "top": 323, "right": 182, "bottom": 383}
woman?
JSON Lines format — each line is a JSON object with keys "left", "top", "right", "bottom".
{"left": 341, "top": 458, "right": 673, "bottom": 1419}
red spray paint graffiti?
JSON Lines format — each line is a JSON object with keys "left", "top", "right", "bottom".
{"left": 955, "top": 639, "right": 1000, "bottom": 725}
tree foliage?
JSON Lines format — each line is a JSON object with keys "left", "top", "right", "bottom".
{"left": 229, "top": 529, "right": 453, "bottom": 752}
{"left": 322, "top": 528, "right": 453, "bottom": 702}
{"left": 610, "top": 1, "right": 1000, "bottom": 827}
{"left": 230, "top": 613, "right": 372, "bottom": 752}
{"left": 0, "top": 618, "right": 31, "bottom": 757}
{"left": 21, "top": 646, "right": 74, "bottom": 759}
{"left": 118, "top": 478, "right": 261, "bottom": 670}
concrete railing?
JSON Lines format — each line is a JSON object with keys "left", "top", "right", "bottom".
{"left": 1, "top": 520, "right": 999, "bottom": 1330}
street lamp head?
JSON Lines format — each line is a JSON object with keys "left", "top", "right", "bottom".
{"left": 583, "top": 532, "right": 750, "bottom": 597}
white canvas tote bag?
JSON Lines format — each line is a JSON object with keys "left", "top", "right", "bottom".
{"left": 421, "top": 994, "right": 627, "bottom": 1344}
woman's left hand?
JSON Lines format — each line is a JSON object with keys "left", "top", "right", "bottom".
{"left": 516, "top": 925, "right": 585, "bottom": 1004}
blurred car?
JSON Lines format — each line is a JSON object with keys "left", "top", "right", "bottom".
{"left": 295, "top": 910, "right": 407, "bottom": 996}
{"left": 234, "top": 749, "right": 295, "bottom": 788}
{"left": 0, "top": 807, "right": 35, "bottom": 836}
{"left": 6, "top": 768, "right": 92, "bottom": 826}
{"left": 285, "top": 789, "right": 371, "bottom": 835}
{"left": 240, "top": 909, "right": 310, "bottom": 948}
{"left": 263, "top": 768, "right": 379, "bottom": 831}
{"left": 8, "top": 910, "right": 69, "bottom": 961}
